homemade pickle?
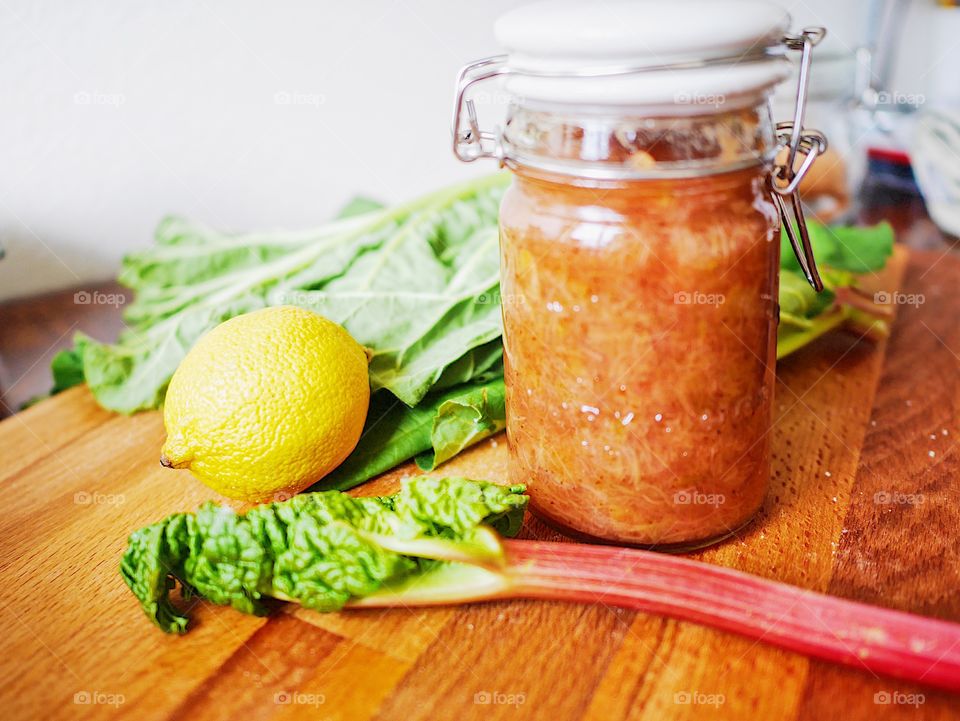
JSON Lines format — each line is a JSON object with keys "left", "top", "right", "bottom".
{"left": 499, "top": 164, "right": 780, "bottom": 547}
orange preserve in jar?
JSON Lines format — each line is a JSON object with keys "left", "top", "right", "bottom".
{"left": 453, "top": 0, "right": 827, "bottom": 547}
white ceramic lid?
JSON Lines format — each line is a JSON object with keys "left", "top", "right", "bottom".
{"left": 494, "top": 0, "right": 793, "bottom": 108}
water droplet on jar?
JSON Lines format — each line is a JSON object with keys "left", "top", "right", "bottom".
{"left": 561, "top": 401, "right": 568, "bottom": 409}
{"left": 546, "top": 301, "right": 564, "bottom": 313}
{"left": 929, "top": 450, "right": 936, "bottom": 458}
{"left": 621, "top": 412, "right": 634, "bottom": 426}
{"left": 590, "top": 294, "right": 599, "bottom": 303}
{"left": 619, "top": 384, "right": 626, "bottom": 392}
{"left": 701, "top": 413, "right": 709, "bottom": 421}
{"left": 572, "top": 304, "right": 581, "bottom": 312}
{"left": 654, "top": 413, "right": 663, "bottom": 422}
{"left": 581, "top": 440, "right": 589, "bottom": 446}
{"left": 665, "top": 426, "right": 672, "bottom": 433}
{"left": 576, "top": 377, "right": 584, "bottom": 384}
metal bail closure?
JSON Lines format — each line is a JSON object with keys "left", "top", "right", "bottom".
{"left": 772, "top": 27, "right": 828, "bottom": 292}
{"left": 452, "top": 55, "right": 509, "bottom": 163}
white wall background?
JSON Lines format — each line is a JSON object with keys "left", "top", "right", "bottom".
{"left": 0, "top": 0, "right": 941, "bottom": 301}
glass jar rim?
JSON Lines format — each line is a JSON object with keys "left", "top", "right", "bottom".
{"left": 500, "top": 102, "right": 778, "bottom": 181}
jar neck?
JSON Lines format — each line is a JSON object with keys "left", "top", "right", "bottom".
{"left": 500, "top": 98, "right": 777, "bottom": 183}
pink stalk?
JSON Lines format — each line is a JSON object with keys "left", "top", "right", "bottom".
{"left": 502, "top": 540, "right": 960, "bottom": 692}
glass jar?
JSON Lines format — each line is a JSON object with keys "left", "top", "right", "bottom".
{"left": 453, "top": 0, "right": 826, "bottom": 548}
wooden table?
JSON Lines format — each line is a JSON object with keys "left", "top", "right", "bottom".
{"left": 0, "top": 282, "right": 131, "bottom": 417}
{"left": 2, "top": 246, "right": 960, "bottom": 721}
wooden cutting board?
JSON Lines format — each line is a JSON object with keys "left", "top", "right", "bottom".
{"left": 2, "top": 247, "right": 959, "bottom": 721}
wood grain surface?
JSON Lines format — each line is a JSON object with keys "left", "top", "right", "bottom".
{"left": 2, "top": 247, "right": 959, "bottom": 721}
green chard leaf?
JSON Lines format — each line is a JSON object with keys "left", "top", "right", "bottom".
{"left": 781, "top": 221, "right": 894, "bottom": 275}
{"left": 120, "top": 477, "right": 528, "bottom": 633}
{"left": 336, "top": 196, "right": 385, "bottom": 218}
{"left": 50, "top": 346, "right": 86, "bottom": 394}
{"left": 280, "top": 219, "right": 504, "bottom": 406}
{"left": 316, "top": 378, "right": 506, "bottom": 492}
{"left": 59, "top": 173, "right": 510, "bottom": 414}
{"left": 416, "top": 378, "right": 506, "bottom": 470}
{"left": 777, "top": 221, "right": 896, "bottom": 360}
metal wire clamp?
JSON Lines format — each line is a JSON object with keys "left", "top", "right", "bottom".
{"left": 772, "top": 28, "right": 828, "bottom": 291}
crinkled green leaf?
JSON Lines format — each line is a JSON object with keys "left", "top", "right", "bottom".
{"left": 120, "top": 477, "right": 528, "bottom": 633}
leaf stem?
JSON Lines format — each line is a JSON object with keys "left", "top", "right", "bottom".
{"left": 500, "top": 540, "right": 960, "bottom": 692}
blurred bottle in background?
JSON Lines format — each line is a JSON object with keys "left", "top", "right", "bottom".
{"left": 775, "top": 0, "right": 960, "bottom": 243}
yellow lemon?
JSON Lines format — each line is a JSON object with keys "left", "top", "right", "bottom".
{"left": 160, "top": 306, "right": 370, "bottom": 502}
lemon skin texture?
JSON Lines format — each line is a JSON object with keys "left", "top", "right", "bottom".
{"left": 161, "top": 306, "right": 370, "bottom": 502}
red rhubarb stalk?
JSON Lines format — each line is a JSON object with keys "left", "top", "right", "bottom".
{"left": 502, "top": 540, "right": 960, "bottom": 692}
